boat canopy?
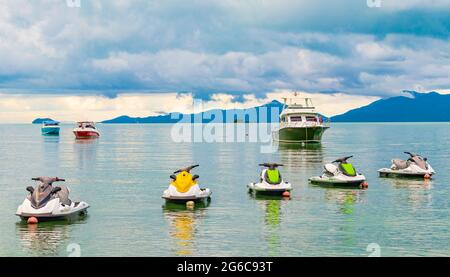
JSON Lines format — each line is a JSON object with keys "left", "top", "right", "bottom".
{"left": 43, "top": 120, "right": 60, "bottom": 125}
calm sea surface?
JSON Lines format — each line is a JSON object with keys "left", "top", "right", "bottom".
{"left": 0, "top": 123, "right": 449, "bottom": 257}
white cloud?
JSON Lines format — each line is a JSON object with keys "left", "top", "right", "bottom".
{"left": 0, "top": 91, "right": 378, "bottom": 123}
{"left": 0, "top": 0, "right": 449, "bottom": 110}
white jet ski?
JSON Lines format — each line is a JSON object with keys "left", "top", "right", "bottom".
{"left": 378, "top": 152, "right": 435, "bottom": 179}
{"left": 16, "top": 177, "right": 89, "bottom": 223}
{"left": 248, "top": 163, "right": 292, "bottom": 195}
{"left": 162, "top": 165, "right": 212, "bottom": 203}
{"left": 309, "top": 156, "right": 368, "bottom": 188}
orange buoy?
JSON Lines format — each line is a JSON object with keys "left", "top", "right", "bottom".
{"left": 361, "top": 182, "right": 369, "bottom": 189}
{"left": 27, "top": 217, "right": 38, "bottom": 224}
{"left": 424, "top": 174, "right": 431, "bottom": 180}
{"left": 282, "top": 191, "right": 290, "bottom": 197}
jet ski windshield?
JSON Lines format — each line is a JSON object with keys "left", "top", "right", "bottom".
{"left": 404, "top": 152, "right": 428, "bottom": 170}
{"left": 28, "top": 177, "right": 66, "bottom": 209}
{"left": 339, "top": 163, "right": 357, "bottom": 177}
{"left": 332, "top": 156, "right": 357, "bottom": 176}
{"left": 264, "top": 169, "right": 282, "bottom": 185}
{"left": 410, "top": 156, "right": 428, "bottom": 170}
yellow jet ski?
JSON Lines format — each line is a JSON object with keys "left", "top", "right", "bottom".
{"left": 162, "top": 165, "right": 212, "bottom": 203}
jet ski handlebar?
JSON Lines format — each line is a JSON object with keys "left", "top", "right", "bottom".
{"left": 173, "top": 164, "right": 199, "bottom": 174}
{"left": 31, "top": 177, "right": 65, "bottom": 182}
{"left": 259, "top": 163, "right": 283, "bottom": 168}
{"left": 333, "top": 156, "right": 353, "bottom": 163}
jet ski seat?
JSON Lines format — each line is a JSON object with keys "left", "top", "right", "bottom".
{"left": 392, "top": 159, "right": 409, "bottom": 170}
{"left": 265, "top": 169, "right": 282, "bottom": 185}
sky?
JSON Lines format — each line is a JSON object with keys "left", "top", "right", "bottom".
{"left": 1, "top": 0, "right": 450, "bottom": 122}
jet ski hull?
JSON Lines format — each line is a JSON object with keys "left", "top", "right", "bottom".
{"left": 16, "top": 199, "right": 89, "bottom": 222}
{"left": 162, "top": 195, "right": 211, "bottom": 203}
{"left": 378, "top": 168, "right": 434, "bottom": 178}
{"left": 17, "top": 209, "right": 88, "bottom": 221}
{"left": 309, "top": 176, "right": 366, "bottom": 188}
{"left": 162, "top": 187, "right": 212, "bottom": 203}
{"left": 248, "top": 182, "right": 292, "bottom": 195}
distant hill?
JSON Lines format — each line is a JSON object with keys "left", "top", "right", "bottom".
{"left": 331, "top": 91, "right": 450, "bottom": 122}
{"left": 32, "top": 118, "right": 55, "bottom": 124}
{"left": 102, "top": 100, "right": 285, "bottom": 123}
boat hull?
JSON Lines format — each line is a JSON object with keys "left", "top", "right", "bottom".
{"left": 73, "top": 130, "right": 99, "bottom": 139}
{"left": 41, "top": 127, "right": 60, "bottom": 135}
{"left": 277, "top": 126, "right": 328, "bottom": 143}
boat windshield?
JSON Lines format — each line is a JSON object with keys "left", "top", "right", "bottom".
{"left": 43, "top": 121, "right": 59, "bottom": 126}
{"left": 305, "top": 116, "right": 317, "bottom": 122}
{"left": 290, "top": 116, "right": 302, "bottom": 122}
{"left": 78, "top": 122, "right": 96, "bottom": 129}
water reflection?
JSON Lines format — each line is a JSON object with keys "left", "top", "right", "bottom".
{"left": 253, "top": 195, "right": 289, "bottom": 256}
{"left": 73, "top": 139, "right": 98, "bottom": 169}
{"left": 42, "top": 136, "right": 60, "bottom": 169}
{"left": 277, "top": 143, "right": 324, "bottom": 169}
{"left": 323, "top": 189, "right": 363, "bottom": 215}
{"left": 322, "top": 189, "right": 363, "bottom": 249}
{"left": 386, "top": 178, "right": 432, "bottom": 208}
{"left": 16, "top": 222, "right": 71, "bottom": 256}
{"left": 163, "top": 203, "right": 209, "bottom": 256}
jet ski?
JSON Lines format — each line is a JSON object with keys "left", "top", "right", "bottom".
{"left": 378, "top": 152, "right": 435, "bottom": 179}
{"left": 16, "top": 177, "right": 89, "bottom": 223}
{"left": 162, "top": 165, "right": 212, "bottom": 203}
{"left": 309, "top": 156, "right": 368, "bottom": 188}
{"left": 248, "top": 163, "right": 292, "bottom": 196}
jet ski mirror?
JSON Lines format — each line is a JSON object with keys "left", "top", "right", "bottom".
{"left": 170, "top": 174, "right": 176, "bottom": 180}
{"left": 51, "top": 187, "right": 62, "bottom": 194}
{"left": 192, "top": 174, "right": 199, "bottom": 181}
{"left": 26, "top": 186, "right": 34, "bottom": 193}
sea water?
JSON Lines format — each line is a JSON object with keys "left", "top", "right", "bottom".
{"left": 0, "top": 123, "right": 449, "bottom": 257}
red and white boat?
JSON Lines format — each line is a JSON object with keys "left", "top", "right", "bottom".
{"left": 73, "top": 121, "right": 100, "bottom": 139}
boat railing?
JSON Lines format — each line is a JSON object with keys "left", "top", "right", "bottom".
{"left": 279, "top": 121, "right": 329, "bottom": 129}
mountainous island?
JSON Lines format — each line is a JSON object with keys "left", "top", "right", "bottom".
{"left": 331, "top": 91, "right": 450, "bottom": 122}
{"left": 101, "top": 100, "right": 285, "bottom": 123}
{"left": 32, "top": 91, "right": 449, "bottom": 124}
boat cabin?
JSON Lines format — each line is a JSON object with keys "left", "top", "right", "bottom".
{"left": 42, "top": 120, "right": 60, "bottom": 126}
{"left": 280, "top": 97, "right": 324, "bottom": 125}
{"left": 77, "top": 121, "right": 96, "bottom": 129}
{"left": 280, "top": 114, "right": 322, "bottom": 124}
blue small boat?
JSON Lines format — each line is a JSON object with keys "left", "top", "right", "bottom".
{"left": 41, "top": 120, "right": 60, "bottom": 135}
